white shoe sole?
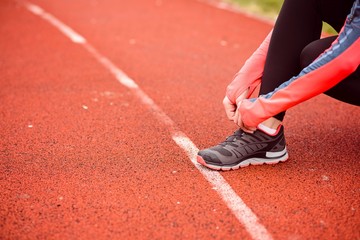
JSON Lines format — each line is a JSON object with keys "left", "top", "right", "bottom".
{"left": 197, "top": 152, "right": 289, "bottom": 171}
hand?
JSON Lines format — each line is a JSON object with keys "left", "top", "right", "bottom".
{"left": 233, "top": 100, "right": 257, "bottom": 134}
{"left": 224, "top": 90, "right": 256, "bottom": 133}
{"left": 223, "top": 89, "right": 249, "bottom": 121}
{"left": 234, "top": 110, "right": 257, "bottom": 133}
{"left": 223, "top": 96, "right": 237, "bottom": 121}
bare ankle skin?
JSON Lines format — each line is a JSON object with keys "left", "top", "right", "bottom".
{"left": 261, "top": 117, "right": 282, "bottom": 130}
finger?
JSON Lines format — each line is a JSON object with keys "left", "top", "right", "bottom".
{"left": 236, "top": 105, "right": 255, "bottom": 133}
{"left": 226, "top": 106, "right": 236, "bottom": 119}
{"left": 242, "top": 122, "right": 256, "bottom": 133}
{"left": 223, "top": 100, "right": 237, "bottom": 120}
{"left": 240, "top": 124, "right": 254, "bottom": 134}
{"left": 235, "top": 89, "right": 249, "bottom": 106}
{"left": 233, "top": 108, "right": 240, "bottom": 125}
{"left": 244, "top": 122, "right": 256, "bottom": 131}
{"left": 225, "top": 109, "right": 236, "bottom": 120}
{"left": 243, "top": 119, "right": 257, "bottom": 131}
{"left": 241, "top": 125, "right": 255, "bottom": 134}
{"left": 237, "top": 117, "right": 255, "bottom": 133}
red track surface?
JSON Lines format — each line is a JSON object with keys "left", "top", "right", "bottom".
{"left": 1, "top": 0, "right": 359, "bottom": 239}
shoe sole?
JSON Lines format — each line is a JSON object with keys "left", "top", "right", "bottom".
{"left": 197, "top": 153, "right": 289, "bottom": 171}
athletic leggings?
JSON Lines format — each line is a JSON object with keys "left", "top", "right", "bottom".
{"left": 260, "top": 0, "right": 360, "bottom": 121}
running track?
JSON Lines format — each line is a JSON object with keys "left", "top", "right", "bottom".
{"left": 1, "top": 0, "right": 359, "bottom": 239}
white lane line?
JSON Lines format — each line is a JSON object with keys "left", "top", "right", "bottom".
{"left": 26, "top": 3, "right": 86, "bottom": 44}
{"left": 172, "top": 134, "right": 271, "bottom": 240}
{"left": 24, "top": 3, "right": 273, "bottom": 240}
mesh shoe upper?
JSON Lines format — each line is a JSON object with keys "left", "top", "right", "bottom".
{"left": 198, "top": 126, "right": 286, "bottom": 167}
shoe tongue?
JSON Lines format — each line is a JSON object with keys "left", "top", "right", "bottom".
{"left": 225, "top": 129, "right": 243, "bottom": 142}
{"left": 234, "top": 129, "right": 243, "bottom": 135}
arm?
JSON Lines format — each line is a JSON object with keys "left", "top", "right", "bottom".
{"left": 226, "top": 30, "right": 273, "bottom": 104}
{"left": 240, "top": 1, "right": 360, "bottom": 127}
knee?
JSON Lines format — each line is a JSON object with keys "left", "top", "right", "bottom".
{"left": 300, "top": 42, "right": 319, "bottom": 69}
{"left": 300, "top": 36, "right": 338, "bottom": 69}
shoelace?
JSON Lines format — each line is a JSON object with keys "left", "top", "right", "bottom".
{"left": 220, "top": 129, "right": 246, "bottom": 146}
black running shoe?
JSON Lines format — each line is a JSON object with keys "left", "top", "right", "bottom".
{"left": 197, "top": 126, "right": 288, "bottom": 170}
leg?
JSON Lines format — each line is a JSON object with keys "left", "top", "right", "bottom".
{"left": 260, "top": 0, "right": 323, "bottom": 121}
{"left": 300, "top": 37, "right": 360, "bottom": 106}
{"left": 259, "top": 0, "right": 355, "bottom": 122}
{"left": 196, "top": 0, "right": 357, "bottom": 171}
{"left": 319, "top": 0, "right": 355, "bottom": 33}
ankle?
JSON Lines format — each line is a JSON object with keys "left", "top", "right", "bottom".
{"left": 261, "top": 117, "right": 282, "bottom": 130}
{"left": 257, "top": 118, "right": 282, "bottom": 136}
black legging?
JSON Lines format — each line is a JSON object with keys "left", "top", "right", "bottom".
{"left": 259, "top": 0, "right": 360, "bottom": 121}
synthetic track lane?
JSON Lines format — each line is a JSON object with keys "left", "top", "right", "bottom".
{"left": 2, "top": 0, "right": 360, "bottom": 239}
{"left": 22, "top": 3, "right": 274, "bottom": 239}
{"left": 0, "top": 1, "right": 252, "bottom": 239}
{"left": 24, "top": 0, "right": 360, "bottom": 239}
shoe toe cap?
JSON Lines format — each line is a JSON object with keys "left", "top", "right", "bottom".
{"left": 197, "top": 150, "right": 222, "bottom": 164}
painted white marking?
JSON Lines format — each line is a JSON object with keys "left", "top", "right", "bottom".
{"left": 25, "top": 2, "right": 86, "bottom": 44}
{"left": 24, "top": 3, "right": 273, "bottom": 240}
{"left": 83, "top": 44, "right": 139, "bottom": 89}
{"left": 172, "top": 134, "right": 272, "bottom": 240}
{"left": 25, "top": 3, "right": 43, "bottom": 15}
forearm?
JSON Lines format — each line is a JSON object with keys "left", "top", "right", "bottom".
{"left": 240, "top": 12, "right": 360, "bottom": 127}
{"left": 226, "top": 30, "right": 273, "bottom": 103}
